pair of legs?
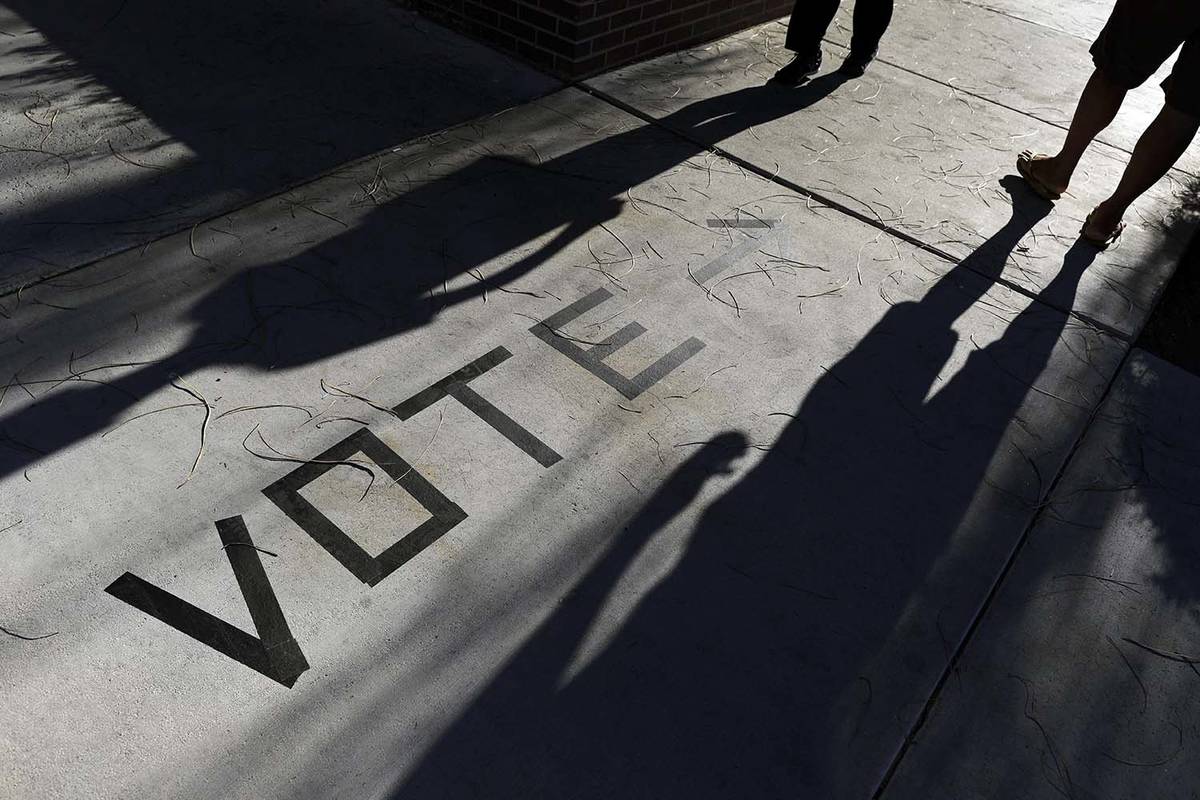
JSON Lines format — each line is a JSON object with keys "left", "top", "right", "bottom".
{"left": 1020, "top": 0, "right": 1200, "bottom": 244}
{"left": 772, "top": 0, "right": 893, "bottom": 83}
{"left": 1024, "top": 72, "right": 1199, "bottom": 237}
{"left": 784, "top": 0, "right": 894, "bottom": 60}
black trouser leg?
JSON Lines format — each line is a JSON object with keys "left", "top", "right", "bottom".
{"left": 783, "top": 0, "right": 895, "bottom": 56}
{"left": 784, "top": 0, "right": 839, "bottom": 55}
{"left": 849, "top": 0, "right": 895, "bottom": 56}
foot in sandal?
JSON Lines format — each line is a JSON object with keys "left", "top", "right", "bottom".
{"left": 1081, "top": 201, "right": 1126, "bottom": 250}
{"left": 1016, "top": 150, "right": 1070, "bottom": 201}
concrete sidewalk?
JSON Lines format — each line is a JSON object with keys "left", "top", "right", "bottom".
{"left": 3, "top": 2, "right": 1199, "bottom": 798}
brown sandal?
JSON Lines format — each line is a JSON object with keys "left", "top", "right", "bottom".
{"left": 1016, "top": 150, "right": 1065, "bottom": 201}
{"left": 1081, "top": 212, "right": 1124, "bottom": 250}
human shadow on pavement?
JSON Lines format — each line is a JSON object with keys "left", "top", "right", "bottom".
{"left": 384, "top": 177, "right": 1101, "bottom": 798}
{"left": 0, "top": 76, "right": 849, "bottom": 479}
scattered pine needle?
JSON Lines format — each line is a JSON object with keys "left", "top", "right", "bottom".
{"left": 1052, "top": 573, "right": 1142, "bottom": 594}
{"left": 285, "top": 198, "right": 348, "bottom": 228}
{"left": 388, "top": 408, "right": 445, "bottom": 490}
{"left": 1123, "top": 637, "right": 1200, "bottom": 665}
{"left": 320, "top": 378, "right": 397, "bottom": 418}
{"left": 216, "top": 404, "right": 315, "bottom": 421}
{"left": 516, "top": 312, "right": 609, "bottom": 345}
{"left": 0, "top": 624, "right": 57, "bottom": 641}
{"left": 1100, "top": 722, "right": 1182, "bottom": 768}
{"left": 241, "top": 424, "right": 376, "bottom": 500}
{"left": 170, "top": 375, "right": 211, "bottom": 488}
{"left": 797, "top": 277, "right": 851, "bottom": 300}
{"left": 221, "top": 542, "right": 279, "bottom": 558}
{"left": 108, "top": 140, "right": 166, "bottom": 171}
{"left": 586, "top": 299, "right": 643, "bottom": 330}
{"left": 103, "top": 402, "right": 203, "bottom": 438}
{"left": 1104, "top": 635, "right": 1148, "bottom": 713}
{"left": 816, "top": 125, "right": 841, "bottom": 142}
{"left": 189, "top": 222, "right": 211, "bottom": 263}
{"left": 314, "top": 416, "right": 371, "bottom": 429}
{"left": 647, "top": 431, "right": 665, "bottom": 465}
{"left": 663, "top": 364, "right": 737, "bottom": 400}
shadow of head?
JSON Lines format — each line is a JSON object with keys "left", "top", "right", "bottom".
{"left": 682, "top": 431, "right": 750, "bottom": 476}
{"left": 639, "top": 432, "right": 751, "bottom": 521}
{"left": 1001, "top": 173, "right": 1054, "bottom": 220}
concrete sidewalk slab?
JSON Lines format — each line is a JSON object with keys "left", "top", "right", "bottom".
{"left": 950, "top": 0, "right": 1117, "bottom": 40}
{"left": 1, "top": 86, "right": 1128, "bottom": 798}
{"left": 881, "top": 349, "right": 1200, "bottom": 800}
{"left": 819, "top": 0, "right": 1200, "bottom": 177}
{"left": 586, "top": 21, "right": 1193, "bottom": 339}
{"left": 0, "top": 0, "right": 558, "bottom": 293}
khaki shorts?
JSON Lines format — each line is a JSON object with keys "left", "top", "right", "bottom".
{"left": 1091, "top": 0, "right": 1200, "bottom": 116}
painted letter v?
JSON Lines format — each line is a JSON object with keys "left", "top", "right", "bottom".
{"left": 106, "top": 516, "right": 309, "bottom": 687}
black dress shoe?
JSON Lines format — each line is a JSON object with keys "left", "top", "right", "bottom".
{"left": 770, "top": 51, "right": 822, "bottom": 86}
{"left": 838, "top": 51, "right": 875, "bottom": 77}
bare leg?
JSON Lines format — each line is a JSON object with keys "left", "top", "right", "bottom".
{"left": 1088, "top": 103, "right": 1200, "bottom": 233}
{"left": 1026, "top": 68, "right": 1127, "bottom": 193}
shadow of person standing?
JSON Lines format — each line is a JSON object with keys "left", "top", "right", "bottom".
{"left": 389, "top": 177, "right": 1102, "bottom": 798}
{"left": 0, "top": 77, "right": 849, "bottom": 480}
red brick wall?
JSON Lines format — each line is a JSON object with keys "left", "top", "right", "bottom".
{"left": 410, "top": 0, "right": 794, "bottom": 78}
